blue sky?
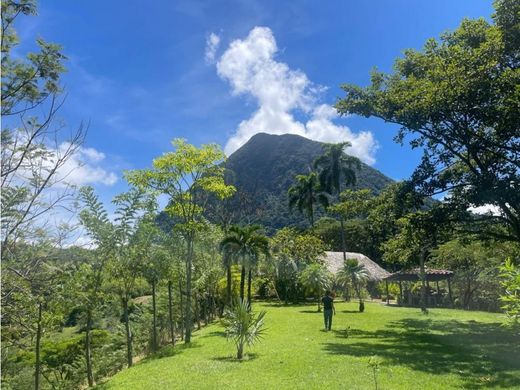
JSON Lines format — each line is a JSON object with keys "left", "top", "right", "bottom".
{"left": 18, "top": 0, "right": 494, "bottom": 204}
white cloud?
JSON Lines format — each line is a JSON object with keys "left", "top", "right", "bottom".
{"left": 205, "top": 33, "right": 221, "bottom": 64}
{"left": 468, "top": 204, "right": 502, "bottom": 216}
{"left": 215, "top": 27, "right": 378, "bottom": 164}
{"left": 53, "top": 143, "right": 118, "bottom": 186}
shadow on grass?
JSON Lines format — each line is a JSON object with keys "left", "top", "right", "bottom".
{"left": 212, "top": 353, "right": 259, "bottom": 363}
{"left": 144, "top": 341, "right": 202, "bottom": 361}
{"left": 201, "top": 330, "right": 226, "bottom": 338}
{"left": 322, "top": 318, "right": 520, "bottom": 389}
{"left": 341, "top": 310, "right": 362, "bottom": 314}
{"left": 300, "top": 310, "right": 321, "bottom": 314}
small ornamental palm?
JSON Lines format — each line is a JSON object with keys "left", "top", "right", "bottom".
{"left": 299, "top": 263, "right": 332, "bottom": 312}
{"left": 337, "top": 259, "right": 369, "bottom": 312}
{"left": 223, "top": 299, "right": 266, "bottom": 360}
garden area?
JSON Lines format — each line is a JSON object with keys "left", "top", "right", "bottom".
{"left": 99, "top": 302, "right": 520, "bottom": 389}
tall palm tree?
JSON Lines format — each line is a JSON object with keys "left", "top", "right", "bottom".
{"left": 288, "top": 172, "right": 329, "bottom": 228}
{"left": 299, "top": 263, "right": 332, "bottom": 312}
{"left": 220, "top": 225, "right": 269, "bottom": 306}
{"left": 313, "top": 142, "right": 360, "bottom": 260}
{"left": 337, "top": 259, "right": 369, "bottom": 312}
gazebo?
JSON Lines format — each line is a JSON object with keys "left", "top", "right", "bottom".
{"left": 382, "top": 268, "right": 454, "bottom": 307}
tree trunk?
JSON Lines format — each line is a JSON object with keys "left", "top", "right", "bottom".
{"left": 237, "top": 342, "right": 244, "bottom": 360}
{"left": 85, "top": 310, "right": 94, "bottom": 387}
{"left": 226, "top": 264, "right": 232, "bottom": 307}
{"left": 239, "top": 264, "right": 246, "bottom": 302}
{"left": 123, "top": 297, "right": 133, "bottom": 367}
{"left": 247, "top": 268, "right": 252, "bottom": 308}
{"left": 152, "top": 279, "right": 157, "bottom": 351}
{"left": 340, "top": 216, "right": 347, "bottom": 261}
{"left": 34, "top": 301, "right": 43, "bottom": 390}
{"left": 179, "top": 279, "right": 184, "bottom": 341}
{"left": 196, "top": 293, "right": 201, "bottom": 330}
{"left": 185, "top": 237, "right": 194, "bottom": 343}
{"left": 168, "top": 280, "right": 175, "bottom": 346}
{"left": 419, "top": 251, "right": 427, "bottom": 313}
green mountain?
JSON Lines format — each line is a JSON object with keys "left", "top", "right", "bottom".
{"left": 207, "top": 133, "right": 394, "bottom": 231}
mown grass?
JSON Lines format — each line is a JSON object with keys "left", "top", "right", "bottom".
{"left": 98, "top": 301, "right": 520, "bottom": 389}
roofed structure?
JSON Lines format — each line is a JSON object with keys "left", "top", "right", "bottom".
{"left": 383, "top": 268, "right": 454, "bottom": 282}
{"left": 321, "top": 251, "right": 391, "bottom": 282}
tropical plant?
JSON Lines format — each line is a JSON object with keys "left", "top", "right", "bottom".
{"left": 222, "top": 299, "right": 266, "bottom": 360}
{"left": 313, "top": 142, "right": 359, "bottom": 260}
{"left": 220, "top": 225, "right": 270, "bottom": 306}
{"left": 288, "top": 172, "right": 329, "bottom": 228}
{"left": 299, "top": 263, "right": 332, "bottom": 312}
{"left": 337, "top": 259, "right": 369, "bottom": 312}
{"left": 499, "top": 258, "right": 520, "bottom": 329}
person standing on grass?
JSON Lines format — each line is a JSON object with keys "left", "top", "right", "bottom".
{"left": 322, "top": 290, "right": 336, "bottom": 331}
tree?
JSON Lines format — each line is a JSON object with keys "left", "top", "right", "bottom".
{"left": 382, "top": 209, "right": 449, "bottom": 313}
{"left": 313, "top": 142, "right": 360, "bottom": 260}
{"left": 1, "top": 0, "right": 86, "bottom": 255}
{"left": 299, "top": 264, "right": 332, "bottom": 312}
{"left": 288, "top": 172, "right": 328, "bottom": 228}
{"left": 222, "top": 300, "right": 266, "bottom": 360}
{"left": 337, "top": 259, "right": 369, "bottom": 312}
{"left": 126, "top": 139, "right": 235, "bottom": 343}
{"left": 220, "top": 225, "right": 269, "bottom": 307}
{"left": 268, "top": 228, "right": 326, "bottom": 304}
{"left": 109, "top": 190, "right": 155, "bottom": 367}
{"left": 336, "top": 0, "right": 520, "bottom": 242}
{"left": 432, "top": 238, "right": 511, "bottom": 310}
{"left": 1, "top": 238, "right": 72, "bottom": 390}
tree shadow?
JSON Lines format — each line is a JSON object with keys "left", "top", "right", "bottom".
{"left": 201, "top": 330, "right": 226, "bottom": 338}
{"left": 322, "top": 318, "right": 520, "bottom": 389}
{"left": 212, "top": 353, "right": 259, "bottom": 363}
{"left": 299, "top": 310, "right": 321, "bottom": 314}
{"left": 144, "top": 341, "right": 202, "bottom": 361}
{"left": 341, "top": 310, "right": 362, "bottom": 314}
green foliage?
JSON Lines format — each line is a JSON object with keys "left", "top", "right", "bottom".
{"left": 299, "top": 263, "right": 332, "bottom": 311}
{"left": 313, "top": 142, "right": 360, "bottom": 197}
{"left": 336, "top": 0, "right": 520, "bottom": 242}
{"left": 268, "top": 228, "right": 326, "bottom": 303}
{"left": 288, "top": 172, "right": 328, "bottom": 227}
{"left": 222, "top": 300, "right": 266, "bottom": 359}
{"left": 337, "top": 259, "right": 369, "bottom": 311}
{"left": 432, "top": 239, "right": 512, "bottom": 310}
{"left": 126, "top": 139, "right": 235, "bottom": 235}
{"left": 499, "top": 258, "right": 520, "bottom": 329}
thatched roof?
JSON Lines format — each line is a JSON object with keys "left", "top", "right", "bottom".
{"left": 322, "top": 251, "right": 391, "bottom": 282}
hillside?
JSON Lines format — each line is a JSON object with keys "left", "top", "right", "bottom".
{"left": 207, "top": 133, "right": 394, "bottom": 231}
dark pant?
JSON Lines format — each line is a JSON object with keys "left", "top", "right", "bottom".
{"left": 324, "top": 309, "right": 333, "bottom": 330}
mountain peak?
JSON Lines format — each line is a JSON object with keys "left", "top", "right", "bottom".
{"left": 218, "top": 133, "right": 393, "bottom": 231}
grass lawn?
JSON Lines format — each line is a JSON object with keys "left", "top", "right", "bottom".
{"left": 98, "top": 301, "right": 520, "bottom": 389}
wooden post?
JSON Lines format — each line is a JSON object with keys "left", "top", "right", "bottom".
{"left": 398, "top": 281, "right": 403, "bottom": 306}
{"left": 436, "top": 281, "right": 441, "bottom": 307}
{"left": 385, "top": 280, "right": 389, "bottom": 305}
{"left": 447, "top": 277, "right": 454, "bottom": 307}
